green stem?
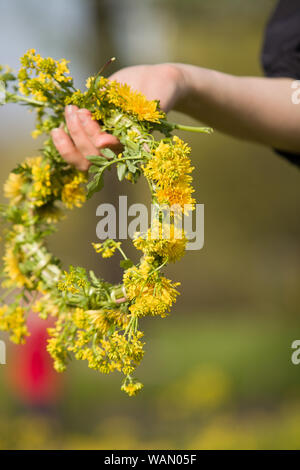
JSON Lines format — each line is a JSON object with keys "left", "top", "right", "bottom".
{"left": 124, "top": 315, "right": 135, "bottom": 336}
{"left": 146, "top": 178, "right": 155, "bottom": 197}
{"left": 113, "top": 241, "right": 128, "bottom": 260}
{"left": 149, "top": 258, "right": 168, "bottom": 276}
{"left": 6, "top": 93, "right": 46, "bottom": 107}
{"left": 170, "top": 122, "right": 213, "bottom": 134}
{"left": 135, "top": 258, "right": 168, "bottom": 301}
{"left": 104, "top": 155, "right": 144, "bottom": 170}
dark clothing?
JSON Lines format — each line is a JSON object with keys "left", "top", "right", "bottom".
{"left": 261, "top": 0, "right": 300, "bottom": 167}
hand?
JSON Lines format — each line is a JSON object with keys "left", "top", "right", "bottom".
{"left": 51, "top": 64, "right": 185, "bottom": 171}
{"left": 51, "top": 105, "right": 121, "bottom": 171}
{"left": 109, "top": 63, "right": 185, "bottom": 113}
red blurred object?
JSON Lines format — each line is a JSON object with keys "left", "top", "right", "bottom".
{"left": 6, "top": 313, "right": 62, "bottom": 405}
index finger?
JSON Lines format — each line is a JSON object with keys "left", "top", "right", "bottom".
{"left": 77, "top": 109, "right": 121, "bottom": 150}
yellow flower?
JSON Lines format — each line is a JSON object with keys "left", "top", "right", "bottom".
{"left": 19, "top": 156, "right": 53, "bottom": 206}
{"left": 30, "top": 157, "right": 52, "bottom": 206}
{"left": 3, "top": 172, "right": 24, "bottom": 204}
{"left": 102, "top": 248, "right": 115, "bottom": 258}
{"left": 61, "top": 172, "right": 87, "bottom": 209}
{"left": 107, "top": 81, "right": 165, "bottom": 123}
{"left": 65, "top": 89, "right": 86, "bottom": 106}
{"left": 0, "top": 305, "right": 29, "bottom": 344}
{"left": 143, "top": 136, "right": 195, "bottom": 212}
{"left": 57, "top": 270, "right": 79, "bottom": 294}
{"left": 31, "top": 129, "right": 41, "bottom": 139}
{"left": 47, "top": 335, "right": 67, "bottom": 373}
{"left": 107, "top": 309, "right": 129, "bottom": 329}
{"left": 87, "top": 309, "right": 111, "bottom": 334}
{"left": 2, "top": 244, "right": 32, "bottom": 289}
{"left": 92, "top": 241, "right": 121, "bottom": 258}
{"left": 92, "top": 243, "right": 102, "bottom": 254}
{"left": 156, "top": 183, "right": 195, "bottom": 212}
{"left": 32, "top": 293, "right": 59, "bottom": 319}
{"left": 73, "top": 308, "right": 89, "bottom": 329}
{"left": 85, "top": 76, "right": 94, "bottom": 89}
{"left": 133, "top": 221, "right": 187, "bottom": 263}
{"left": 54, "top": 58, "right": 71, "bottom": 82}
{"left": 123, "top": 264, "right": 180, "bottom": 318}
{"left": 121, "top": 381, "right": 144, "bottom": 397}
{"left": 18, "top": 50, "right": 71, "bottom": 101}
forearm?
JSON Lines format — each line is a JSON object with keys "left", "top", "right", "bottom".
{"left": 174, "top": 64, "right": 300, "bottom": 153}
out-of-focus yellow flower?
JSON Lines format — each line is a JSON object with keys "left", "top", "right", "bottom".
{"left": 28, "top": 156, "right": 52, "bottom": 206}
{"left": 92, "top": 241, "right": 121, "bottom": 258}
{"left": 121, "top": 381, "right": 144, "bottom": 397}
{"left": 0, "top": 304, "right": 29, "bottom": 344}
{"left": 189, "top": 417, "right": 257, "bottom": 450}
{"left": 3, "top": 173, "right": 24, "bottom": 205}
{"left": 32, "top": 293, "right": 59, "bottom": 319}
{"left": 61, "top": 172, "right": 87, "bottom": 209}
{"left": 2, "top": 244, "right": 32, "bottom": 289}
{"left": 158, "top": 365, "right": 231, "bottom": 420}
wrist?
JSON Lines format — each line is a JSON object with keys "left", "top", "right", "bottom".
{"left": 171, "top": 63, "right": 202, "bottom": 115}
{"left": 172, "top": 64, "right": 218, "bottom": 118}
{"left": 173, "top": 64, "right": 191, "bottom": 111}
{"left": 151, "top": 63, "right": 189, "bottom": 113}
{"left": 164, "top": 63, "right": 191, "bottom": 113}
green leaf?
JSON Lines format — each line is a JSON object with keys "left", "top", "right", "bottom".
{"left": 86, "top": 171, "right": 104, "bottom": 199}
{"left": 1, "top": 72, "right": 16, "bottom": 82}
{"left": 127, "top": 160, "right": 137, "bottom": 173}
{"left": 89, "top": 164, "right": 102, "bottom": 173}
{"left": 117, "top": 162, "right": 126, "bottom": 181}
{"left": 100, "top": 148, "right": 117, "bottom": 159}
{"left": 125, "top": 139, "right": 139, "bottom": 151}
{"left": 120, "top": 259, "right": 134, "bottom": 270}
{"left": 86, "top": 155, "right": 108, "bottom": 166}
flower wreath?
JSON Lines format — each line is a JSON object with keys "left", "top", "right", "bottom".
{"left": 0, "top": 50, "right": 211, "bottom": 396}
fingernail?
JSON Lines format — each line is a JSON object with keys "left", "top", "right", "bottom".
{"left": 77, "top": 112, "right": 89, "bottom": 125}
{"left": 59, "top": 122, "right": 64, "bottom": 129}
{"left": 51, "top": 129, "right": 59, "bottom": 142}
{"left": 66, "top": 105, "right": 75, "bottom": 115}
{"left": 77, "top": 108, "right": 90, "bottom": 115}
{"left": 51, "top": 128, "right": 63, "bottom": 142}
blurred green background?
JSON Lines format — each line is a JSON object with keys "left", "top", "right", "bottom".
{"left": 0, "top": 0, "right": 300, "bottom": 450}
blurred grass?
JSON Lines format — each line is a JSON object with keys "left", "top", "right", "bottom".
{"left": 1, "top": 312, "right": 300, "bottom": 449}
{"left": 0, "top": 0, "right": 300, "bottom": 450}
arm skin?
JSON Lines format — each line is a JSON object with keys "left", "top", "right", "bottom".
{"left": 51, "top": 63, "right": 300, "bottom": 170}
{"left": 176, "top": 64, "right": 300, "bottom": 153}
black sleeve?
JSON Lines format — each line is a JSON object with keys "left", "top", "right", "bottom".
{"left": 261, "top": 0, "right": 300, "bottom": 168}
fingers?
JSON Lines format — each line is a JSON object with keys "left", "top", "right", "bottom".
{"left": 96, "top": 133, "right": 123, "bottom": 152}
{"left": 77, "top": 108, "right": 122, "bottom": 150}
{"left": 65, "top": 105, "right": 99, "bottom": 158}
{"left": 51, "top": 127, "right": 90, "bottom": 171}
{"left": 51, "top": 105, "right": 123, "bottom": 171}
{"left": 76, "top": 109, "right": 104, "bottom": 144}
